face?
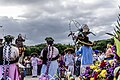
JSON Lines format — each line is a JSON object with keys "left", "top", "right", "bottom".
{"left": 68, "top": 51, "right": 71, "bottom": 54}
{"left": 33, "top": 55, "right": 36, "bottom": 57}
{"left": 47, "top": 41, "right": 53, "bottom": 46}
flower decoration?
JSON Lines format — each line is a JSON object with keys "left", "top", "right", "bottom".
{"left": 81, "top": 59, "right": 120, "bottom": 80}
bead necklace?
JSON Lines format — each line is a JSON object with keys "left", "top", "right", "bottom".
{"left": 0, "top": 42, "right": 11, "bottom": 80}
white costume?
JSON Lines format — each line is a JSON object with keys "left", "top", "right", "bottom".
{"left": 3, "top": 46, "right": 19, "bottom": 60}
{"left": 41, "top": 46, "right": 59, "bottom": 77}
{"left": 31, "top": 57, "right": 39, "bottom": 77}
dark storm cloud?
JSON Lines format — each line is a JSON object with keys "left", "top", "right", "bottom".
{"left": 0, "top": 0, "right": 119, "bottom": 45}
{"left": 0, "top": 0, "right": 52, "bottom": 6}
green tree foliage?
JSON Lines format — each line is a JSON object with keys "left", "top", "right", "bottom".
{"left": 92, "top": 38, "right": 114, "bottom": 52}
{"left": 24, "top": 38, "right": 114, "bottom": 56}
{"left": 24, "top": 43, "right": 74, "bottom": 56}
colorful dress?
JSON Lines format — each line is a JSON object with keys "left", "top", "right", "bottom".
{"left": 0, "top": 45, "right": 20, "bottom": 80}
{"left": 40, "top": 46, "right": 59, "bottom": 77}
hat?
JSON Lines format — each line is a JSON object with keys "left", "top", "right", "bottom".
{"left": 31, "top": 52, "right": 38, "bottom": 57}
{"left": 64, "top": 48, "right": 74, "bottom": 53}
{"left": 0, "top": 39, "right": 3, "bottom": 41}
{"left": 107, "top": 44, "right": 112, "bottom": 48}
{"left": 94, "top": 50, "right": 99, "bottom": 54}
{"left": 45, "top": 37, "right": 54, "bottom": 42}
{"left": 82, "top": 24, "right": 96, "bottom": 36}
{"left": 45, "top": 37, "right": 54, "bottom": 45}
{"left": 82, "top": 24, "right": 89, "bottom": 33}
{"left": 4, "top": 35, "right": 14, "bottom": 42}
{"left": 77, "top": 36, "right": 93, "bottom": 46}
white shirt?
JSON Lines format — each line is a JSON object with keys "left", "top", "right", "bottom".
{"left": 41, "top": 46, "right": 59, "bottom": 58}
{"left": 31, "top": 57, "right": 39, "bottom": 66}
{"left": 64, "top": 54, "right": 74, "bottom": 66}
{"left": 3, "top": 45, "right": 19, "bottom": 60}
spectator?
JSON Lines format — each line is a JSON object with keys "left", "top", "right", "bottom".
{"left": 64, "top": 48, "right": 75, "bottom": 76}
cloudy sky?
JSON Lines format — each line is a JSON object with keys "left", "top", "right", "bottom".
{"left": 0, "top": 0, "right": 120, "bottom": 46}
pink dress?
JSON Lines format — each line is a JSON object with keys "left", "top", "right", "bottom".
{"left": 0, "top": 45, "right": 20, "bottom": 80}
{"left": 0, "top": 64, "right": 20, "bottom": 80}
{"left": 105, "top": 48, "right": 113, "bottom": 58}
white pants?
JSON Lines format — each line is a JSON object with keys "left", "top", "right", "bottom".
{"left": 32, "top": 65, "right": 37, "bottom": 76}
{"left": 41, "top": 60, "right": 58, "bottom": 77}
{"left": 68, "top": 65, "right": 74, "bottom": 75}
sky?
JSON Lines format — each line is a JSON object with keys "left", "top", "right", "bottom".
{"left": 0, "top": 0, "right": 120, "bottom": 46}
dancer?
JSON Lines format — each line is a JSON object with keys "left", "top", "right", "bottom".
{"left": 0, "top": 35, "right": 20, "bottom": 80}
{"left": 40, "top": 37, "right": 59, "bottom": 78}
{"left": 76, "top": 25, "right": 93, "bottom": 75}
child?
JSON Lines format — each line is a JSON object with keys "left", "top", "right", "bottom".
{"left": 31, "top": 52, "right": 39, "bottom": 78}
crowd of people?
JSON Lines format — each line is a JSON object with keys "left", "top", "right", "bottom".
{"left": 0, "top": 24, "right": 120, "bottom": 80}
{"left": 22, "top": 38, "right": 118, "bottom": 80}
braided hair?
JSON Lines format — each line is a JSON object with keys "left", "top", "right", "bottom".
{"left": 1, "top": 35, "right": 13, "bottom": 80}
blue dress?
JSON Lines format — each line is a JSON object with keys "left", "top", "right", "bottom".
{"left": 76, "top": 45, "right": 93, "bottom": 65}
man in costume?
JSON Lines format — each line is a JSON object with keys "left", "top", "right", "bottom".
{"left": 0, "top": 35, "right": 20, "bottom": 80}
{"left": 15, "top": 34, "right": 25, "bottom": 64}
{"left": 40, "top": 37, "right": 59, "bottom": 78}
{"left": 76, "top": 25, "right": 93, "bottom": 75}
{"left": 15, "top": 34, "right": 25, "bottom": 48}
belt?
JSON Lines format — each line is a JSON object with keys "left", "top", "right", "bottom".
{"left": 51, "top": 54, "right": 59, "bottom": 61}
{"left": 0, "top": 57, "right": 19, "bottom": 65}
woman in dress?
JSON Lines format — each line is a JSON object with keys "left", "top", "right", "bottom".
{"left": 0, "top": 35, "right": 20, "bottom": 80}
{"left": 40, "top": 37, "right": 59, "bottom": 78}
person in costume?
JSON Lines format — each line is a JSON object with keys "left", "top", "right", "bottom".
{"left": 15, "top": 34, "right": 25, "bottom": 64}
{"left": 0, "top": 35, "right": 20, "bottom": 80}
{"left": 30, "top": 52, "right": 39, "bottom": 78}
{"left": 76, "top": 25, "right": 93, "bottom": 75}
{"left": 64, "top": 48, "right": 75, "bottom": 76}
{"left": 15, "top": 34, "right": 25, "bottom": 48}
{"left": 40, "top": 37, "right": 59, "bottom": 77}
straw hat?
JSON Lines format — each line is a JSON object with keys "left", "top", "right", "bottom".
{"left": 77, "top": 37, "right": 93, "bottom": 46}
{"left": 64, "top": 48, "right": 74, "bottom": 53}
{"left": 31, "top": 52, "right": 38, "bottom": 57}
